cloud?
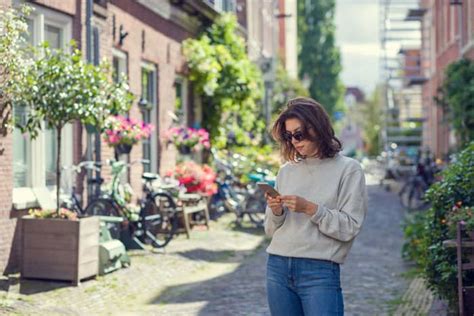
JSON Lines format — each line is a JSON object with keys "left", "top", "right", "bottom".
{"left": 340, "top": 43, "right": 381, "bottom": 57}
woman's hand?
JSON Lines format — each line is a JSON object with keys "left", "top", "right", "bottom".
{"left": 265, "top": 193, "right": 283, "bottom": 216}
{"left": 280, "top": 195, "right": 318, "bottom": 216}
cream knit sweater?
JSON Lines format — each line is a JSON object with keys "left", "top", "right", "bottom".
{"left": 264, "top": 154, "right": 368, "bottom": 264}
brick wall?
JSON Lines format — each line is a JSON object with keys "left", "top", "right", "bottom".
{"left": 1, "top": 0, "right": 199, "bottom": 273}
{"left": 0, "top": 133, "right": 17, "bottom": 274}
{"left": 108, "top": 1, "right": 190, "bottom": 196}
{"left": 0, "top": 0, "right": 17, "bottom": 274}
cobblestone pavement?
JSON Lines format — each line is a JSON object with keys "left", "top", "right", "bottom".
{"left": 341, "top": 174, "right": 412, "bottom": 315}
{"left": 1, "top": 170, "right": 417, "bottom": 316}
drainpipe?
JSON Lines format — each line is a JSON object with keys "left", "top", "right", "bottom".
{"left": 86, "top": 0, "right": 93, "bottom": 200}
{"left": 457, "top": 3, "right": 463, "bottom": 58}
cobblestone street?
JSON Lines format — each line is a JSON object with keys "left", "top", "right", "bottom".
{"left": 1, "top": 172, "right": 419, "bottom": 315}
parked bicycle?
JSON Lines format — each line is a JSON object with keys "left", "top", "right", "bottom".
{"left": 84, "top": 159, "right": 180, "bottom": 248}
{"left": 209, "top": 149, "right": 272, "bottom": 227}
{"left": 398, "top": 159, "right": 440, "bottom": 211}
{"left": 61, "top": 160, "right": 103, "bottom": 215}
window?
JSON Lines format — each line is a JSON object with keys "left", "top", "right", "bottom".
{"left": 12, "top": 5, "right": 73, "bottom": 208}
{"left": 112, "top": 49, "right": 129, "bottom": 181}
{"left": 174, "top": 76, "right": 188, "bottom": 125}
{"left": 112, "top": 49, "right": 128, "bottom": 84}
{"left": 141, "top": 63, "right": 158, "bottom": 173}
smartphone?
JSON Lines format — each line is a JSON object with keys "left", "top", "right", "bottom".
{"left": 257, "top": 182, "right": 280, "bottom": 198}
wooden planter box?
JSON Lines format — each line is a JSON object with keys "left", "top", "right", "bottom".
{"left": 21, "top": 216, "right": 100, "bottom": 285}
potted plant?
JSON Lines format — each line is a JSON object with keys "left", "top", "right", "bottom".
{"left": 102, "top": 115, "right": 154, "bottom": 158}
{"left": 14, "top": 41, "right": 132, "bottom": 284}
{"left": 166, "top": 161, "right": 217, "bottom": 197}
{"left": 163, "top": 126, "right": 210, "bottom": 155}
{"left": 21, "top": 208, "right": 99, "bottom": 285}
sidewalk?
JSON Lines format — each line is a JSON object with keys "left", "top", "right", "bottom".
{"left": 0, "top": 214, "right": 268, "bottom": 315}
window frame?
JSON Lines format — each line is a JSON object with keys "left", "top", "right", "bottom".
{"left": 140, "top": 62, "right": 158, "bottom": 173}
{"left": 12, "top": 4, "right": 73, "bottom": 209}
{"left": 174, "top": 75, "right": 189, "bottom": 126}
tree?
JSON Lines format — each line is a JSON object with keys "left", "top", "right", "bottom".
{"left": 297, "top": 0, "right": 343, "bottom": 118}
{"left": 271, "top": 61, "right": 309, "bottom": 116}
{"left": 183, "top": 13, "right": 264, "bottom": 148}
{"left": 356, "top": 87, "right": 383, "bottom": 156}
{"left": 0, "top": 5, "right": 32, "bottom": 136}
{"left": 16, "top": 43, "right": 133, "bottom": 212}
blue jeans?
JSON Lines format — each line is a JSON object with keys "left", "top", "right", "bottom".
{"left": 266, "top": 254, "right": 344, "bottom": 316}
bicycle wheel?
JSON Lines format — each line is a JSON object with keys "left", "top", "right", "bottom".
{"left": 408, "top": 185, "right": 429, "bottom": 211}
{"left": 84, "top": 198, "right": 120, "bottom": 216}
{"left": 399, "top": 182, "right": 413, "bottom": 209}
{"left": 244, "top": 193, "right": 266, "bottom": 228}
{"left": 84, "top": 198, "right": 122, "bottom": 239}
{"left": 141, "top": 197, "right": 179, "bottom": 248}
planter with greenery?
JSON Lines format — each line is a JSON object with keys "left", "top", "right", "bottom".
{"left": 21, "top": 209, "right": 100, "bottom": 285}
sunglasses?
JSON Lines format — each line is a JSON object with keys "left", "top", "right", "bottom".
{"left": 282, "top": 130, "right": 306, "bottom": 142}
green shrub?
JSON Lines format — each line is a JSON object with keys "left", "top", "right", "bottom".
{"left": 402, "top": 211, "right": 430, "bottom": 265}
{"left": 422, "top": 142, "right": 474, "bottom": 310}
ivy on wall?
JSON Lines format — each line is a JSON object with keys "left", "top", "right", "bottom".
{"left": 183, "top": 13, "right": 264, "bottom": 148}
{"left": 436, "top": 58, "right": 474, "bottom": 148}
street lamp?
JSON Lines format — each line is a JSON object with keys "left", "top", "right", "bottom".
{"left": 138, "top": 97, "right": 149, "bottom": 111}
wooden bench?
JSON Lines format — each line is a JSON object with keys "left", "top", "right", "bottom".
{"left": 443, "top": 223, "right": 474, "bottom": 316}
{"left": 178, "top": 193, "right": 210, "bottom": 239}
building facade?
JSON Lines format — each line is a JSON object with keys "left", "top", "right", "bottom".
{"left": 420, "top": 0, "right": 474, "bottom": 159}
{"left": 0, "top": 0, "right": 297, "bottom": 274}
{"left": 0, "top": 0, "right": 228, "bottom": 274}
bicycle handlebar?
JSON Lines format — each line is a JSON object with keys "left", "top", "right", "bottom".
{"left": 106, "top": 159, "right": 150, "bottom": 168}
{"left": 62, "top": 161, "right": 102, "bottom": 173}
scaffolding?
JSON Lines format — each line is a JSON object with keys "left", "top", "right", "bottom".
{"left": 379, "top": 0, "right": 428, "bottom": 162}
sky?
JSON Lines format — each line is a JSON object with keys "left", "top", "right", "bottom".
{"left": 335, "top": 0, "right": 380, "bottom": 96}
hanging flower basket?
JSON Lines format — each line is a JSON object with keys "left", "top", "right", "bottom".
{"left": 163, "top": 126, "right": 211, "bottom": 153}
{"left": 116, "top": 143, "right": 133, "bottom": 155}
{"left": 102, "top": 115, "right": 154, "bottom": 156}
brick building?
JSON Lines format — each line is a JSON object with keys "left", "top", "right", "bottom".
{"left": 0, "top": 0, "right": 234, "bottom": 274}
{"left": 420, "top": 0, "right": 474, "bottom": 158}
{"left": 0, "top": 0, "right": 299, "bottom": 275}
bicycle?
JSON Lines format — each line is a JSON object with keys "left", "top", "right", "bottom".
{"left": 84, "top": 159, "right": 180, "bottom": 248}
{"left": 209, "top": 149, "right": 272, "bottom": 228}
{"left": 61, "top": 160, "right": 103, "bottom": 215}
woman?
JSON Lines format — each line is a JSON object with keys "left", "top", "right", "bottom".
{"left": 265, "top": 97, "right": 367, "bottom": 316}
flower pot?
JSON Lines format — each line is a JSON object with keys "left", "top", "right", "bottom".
{"left": 116, "top": 143, "right": 133, "bottom": 155}
{"left": 21, "top": 216, "right": 100, "bottom": 285}
{"left": 178, "top": 145, "right": 192, "bottom": 155}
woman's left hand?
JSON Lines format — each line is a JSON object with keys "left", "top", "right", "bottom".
{"left": 280, "top": 195, "right": 318, "bottom": 216}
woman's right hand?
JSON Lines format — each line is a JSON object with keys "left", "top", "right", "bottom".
{"left": 265, "top": 193, "right": 283, "bottom": 216}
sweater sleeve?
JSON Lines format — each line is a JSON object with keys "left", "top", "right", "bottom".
{"left": 264, "top": 171, "right": 286, "bottom": 237}
{"left": 310, "top": 169, "right": 367, "bottom": 242}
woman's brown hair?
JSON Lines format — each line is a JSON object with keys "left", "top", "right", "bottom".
{"left": 271, "top": 97, "right": 342, "bottom": 162}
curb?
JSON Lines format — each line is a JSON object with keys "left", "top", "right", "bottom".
{"left": 395, "top": 277, "right": 434, "bottom": 315}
